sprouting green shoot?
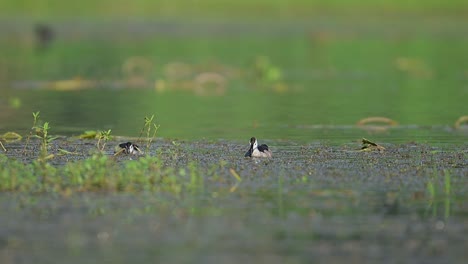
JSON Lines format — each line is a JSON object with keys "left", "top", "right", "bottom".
{"left": 42, "top": 122, "right": 49, "bottom": 137}
{"left": 33, "top": 121, "right": 58, "bottom": 160}
{"left": 22, "top": 111, "right": 41, "bottom": 154}
{"left": 97, "top": 129, "right": 112, "bottom": 152}
{"left": 138, "top": 114, "right": 160, "bottom": 152}
{"left": 32, "top": 111, "right": 40, "bottom": 124}
{"left": 145, "top": 115, "right": 154, "bottom": 127}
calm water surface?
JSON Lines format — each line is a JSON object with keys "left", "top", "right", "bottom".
{"left": 1, "top": 18, "right": 467, "bottom": 143}
{"left": 0, "top": 89, "right": 466, "bottom": 144}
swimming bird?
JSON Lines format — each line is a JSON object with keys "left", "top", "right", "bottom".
{"left": 118, "top": 142, "right": 142, "bottom": 155}
{"left": 245, "top": 137, "right": 272, "bottom": 158}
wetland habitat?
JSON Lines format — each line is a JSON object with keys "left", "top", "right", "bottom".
{"left": 1, "top": 0, "right": 468, "bottom": 263}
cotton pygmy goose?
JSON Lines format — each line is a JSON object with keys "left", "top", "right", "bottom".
{"left": 118, "top": 142, "right": 142, "bottom": 155}
{"left": 244, "top": 137, "right": 272, "bottom": 158}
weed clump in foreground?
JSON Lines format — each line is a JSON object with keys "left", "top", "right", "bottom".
{"left": 0, "top": 153, "right": 226, "bottom": 195}
{"left": 0, "top": 111, "right": 230, "bottom": 195}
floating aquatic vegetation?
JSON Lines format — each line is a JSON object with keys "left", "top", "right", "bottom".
{"left": 57, "top": 148, "right": 80, "bottom": 155}
{"left": 78, "top": 129, "right": 114, "bottom": 151}
{"left": 454, "top": 115, "right": 468, "bottom": 129}
{"left": 153, "top": 61, "right": 231, "bottom": 96}
{"left": 360, "top": 138, "right": 385, "bottom": 152}
{"left": 122, "top": 56, "right": 154, "bottom": 87}
{"left": 250, "top": 55, "right": 288, "bottom": 92}
{"left": 253, "top": 55, "right": 283, "bottom": 84}
{"left": 356, "top": 117, "right": 398, "bottom": 127}
{"left": 50, "top": 78, "right": 96, "bottom": 91}
{"left": 194, "top": 72, "right": 226, "bottom": 96}
{"left": 78, "top": 130, "right": 100, "bottom": 139}
{"left": 8, "top": 57, "right": 236, "bottom": 95}
{"left": 1, "top": 131, "right": 22, "bottom": 142}
{"left": 122, "top": 56, "right": 154, "bottom": 79}
{"left": 356, "top": 116, "right": 398, "bottom": 133}
{"left": 0, "top": 131, "right": 22, "bottom": 151}
{"left": 164, "top": 61, "right": 193, "bottom": 81}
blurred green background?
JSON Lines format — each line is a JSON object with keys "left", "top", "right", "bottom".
{"left": 0, "top": 0, "right": 467, "bottom": 141}
{"left": 2, "top": 0, "right": 468, "bottom": 19}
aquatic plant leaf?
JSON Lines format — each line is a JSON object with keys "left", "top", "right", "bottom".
{"left": 47, "top": 136, "right": 59, "bottom": 143}
{"left": 454, "top": 115, "right": 468, "bottom": 129}
{"left": 356, "top": 117, "right": 398, "bottom": 126}
{"left": 360, "top": 138, "right": 385, "bottom": 151}
{"left": 38, "top": 154, "right": 55, "bottom": 161}
{"left": 58, "top": 149, "right": 79, "bottom": 155}
{"left": 356, "top": 117, "right": 398, "bottom": 133}
{"left": 78, "top": 130, "right": 98, "bottom": 139}
{"left": 1, "top": 132, "right": 23, "bottom": 141}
